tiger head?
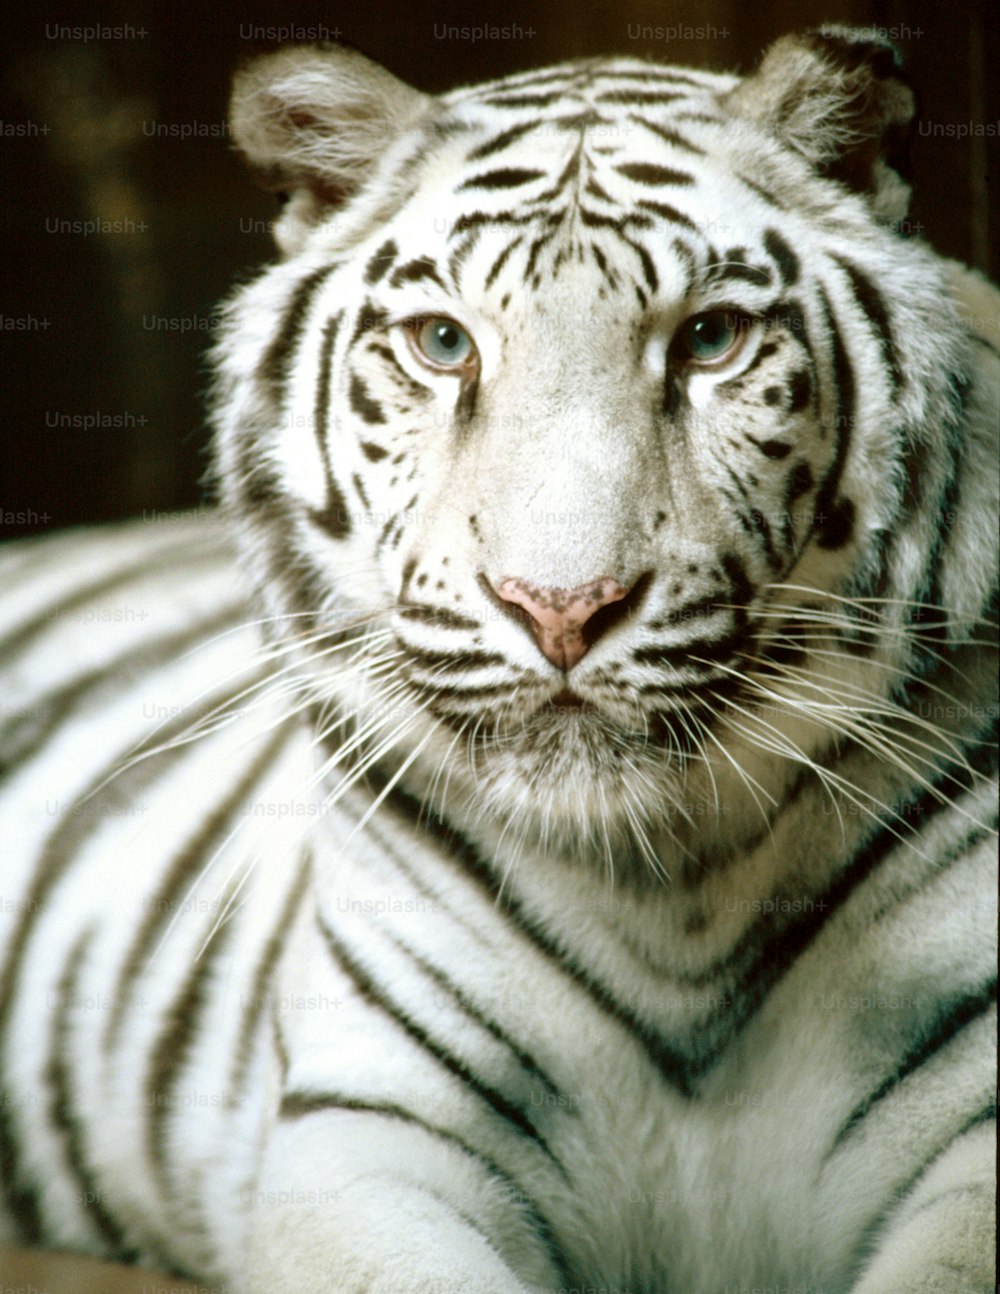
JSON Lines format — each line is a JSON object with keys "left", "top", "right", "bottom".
{"left": 213, "top": 29, "right": 996, "bottom": 868}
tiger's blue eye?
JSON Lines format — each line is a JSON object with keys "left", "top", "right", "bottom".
{"left": 411, "top": 318, "right": 475, "bottom": 370}
{"left": 675, "top": 311, "right": 744, "bottom": 364}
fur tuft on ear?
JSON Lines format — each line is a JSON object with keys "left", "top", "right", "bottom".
{"left": 230, "top": 44, "right": 432, "bottom": 252}
{"left": 724, "top": 25, "right": 916, "bottom": 222}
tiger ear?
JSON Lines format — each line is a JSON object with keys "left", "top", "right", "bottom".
{"left": 724, "top": 25, "right": 916, "bottom": 222}
{"left": 229, "top": 44, "right": 433, "bottom": 253}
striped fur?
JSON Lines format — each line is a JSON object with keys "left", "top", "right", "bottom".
{"left": 1, "top": 28, "right": 997, "bottom": 1294}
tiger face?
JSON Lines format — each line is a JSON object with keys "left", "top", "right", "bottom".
{"left": 215, "top": 35, "right": 975, "bottom": 863}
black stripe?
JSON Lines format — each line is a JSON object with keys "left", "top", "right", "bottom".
{"left": 628, "top": 115, "right": 706, "bottom": 155}
{"left": 737, "top": 175, "right": 786, "bottom": 209}
{"left": 637, "top": 198, "right": 697, "bottom": 233}
{"left": 725, "top": 481, "right": 784, "bottom": 573}
{"left": 351, "top": 472, "right": 371, "bottom": 510}
{"left": 813, "top": 287, "right": 856, "bottom": 549}
{"left": 851, "top": 1104, "right": 996, "bottom": 1265}
{"left": 229, "top": 858, "right": 311, "bottom": 1097}
{"left": 459, "top": 167, "right": 546, "bottom": 191}
{"left": 675, "top": 740, "right": 994, "bottom": 1021}
{"left": 256, "top": 263, "right": 338, "bottom": 407}
{"left": 763, "top": 228, "right": 800, "bottom": 287}
{"left": 482, "top": 92, "right": 566, "bottom": 109}
{"left": 409, "top": 680, "right": 518, "bottom": 703}
{"left": 312, "top": 313, "right": 352, "bottom": 540}
{"left": 709, "top": 260, "right": 771, "bottom": 286}
{"left": 0, "top": 606, "right": 241, "bottom": 782}
{"left": 832, "top": 255, "right": 904, "bottom": 393}
{"left": 278, "top": 1091, "right": 570, "bottom": 1281}
{"left": 46, "top": 930, "right": 138, "bottom": 1257}
{"left": 348, "top": 371, "right": 387, "bottom": 426}
{"left": 466, "top": 121, "right": 537, "bottom": 162}
{"left": 615, "top": 162, "right": 694, "bottom": 187}
{"left": 647, "top": 595, "right": 726, "bottom": 630}
{"left": 398, "top": 605, "right": 481, "bottom": 631}
{"left": 104, "top": 724, "right": 298, "bottom": 1053}
{"left": 361, "top": 440, "right": 388, "bottom": 463}
{"left": 357, "top": 770, "right": 700, "bottom": 1095}
{"left": 388, "top": 257, "right": 447, "bottom": 290}
{"left": 0, "top": 535, "right": 220, "bottom": 668}
{"left": 597, "top": 91, "right": 684, "bottom": 106}
{"left": 385, "top": 933, "right": 564, "bottom": 1100}
{"left": 318, "top": 917, "right": 566, "bottom": 1170}
{"left": 451, "top": 209, "right": 536, "bottom": 238}
{"left": 744, "top": 434, "right": 792, "bottom": 461}
{"left": 788, "top": 368, "right": 812, "bottom": 413}
{"left": 400, "top": 646, "right": 506, "bottom": 670}
{"left": 144, "top": 885, "right": 239, "bottom": 1194}
{"left": 633, "top": 632, "right": 745, "bottom": 668}
{"left": 484, "top": 237, "right": 523, "bottom": 292}
{"left": 363, "top": 239, "right": 398, "bottom": 285}
{"left": 830, "top": 982, "right": 997, "bottom": 1154}
{"left": 600, "top": 69, "right": 712, "bottom": 89}
{"left": 0, "top": 683, "right": 258, "bottom": 1236}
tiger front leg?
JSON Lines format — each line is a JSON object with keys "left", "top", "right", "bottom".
{"left": 847, "top": 1119, "right": 995, "bottom": 1294}
{"left": 241, "top": 1109, "right": 562, "bottom": 1294}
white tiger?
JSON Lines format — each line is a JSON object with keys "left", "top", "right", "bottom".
{"left": 0, "top": 26, "right": 996, "bottom": 1294}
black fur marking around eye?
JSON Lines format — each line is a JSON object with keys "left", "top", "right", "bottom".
{"left": 763, "top": 229, "right": 800, "bottom": 287}
{"left": 349, "top": 372, "right": 387, "bottom": 426}
{"left": 663, "top": 371, "right": 686, "bottom": 419}
{"left": 361, "top": 441, "right": 389, "bottom": 463}
{"left": 455, "top": 375, "right": 479, "bottom": 426}
{"left": 363, "top": 240, "right": 398, "bottom": 285}
{"left": 733, "top": 339, "right": 780, "bottom": 382}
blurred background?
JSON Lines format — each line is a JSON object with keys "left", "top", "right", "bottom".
{"left": 1, "top": 0, "right": 996, "bottom": 539}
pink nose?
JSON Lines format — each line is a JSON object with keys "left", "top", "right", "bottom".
{"left": 495, "top": 576, "right": 630, "bottom": 670}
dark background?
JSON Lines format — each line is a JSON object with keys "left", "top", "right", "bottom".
{"left": 1, "top": 0, "right": 996, "bottom": 539}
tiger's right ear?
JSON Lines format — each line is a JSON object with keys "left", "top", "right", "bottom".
{"left": 230, "top": 44, "right": 433, "bottom": 253}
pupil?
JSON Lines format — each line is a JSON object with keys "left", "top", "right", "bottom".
{"left": 437, "top": 324, "right": 459, "bottom": 351}
{"left": 696, "top": 317, "right": 726, "bottom": 346}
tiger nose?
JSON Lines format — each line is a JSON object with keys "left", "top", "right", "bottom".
{"left": 495, "top": 576, "right": 630, "bottom": 670}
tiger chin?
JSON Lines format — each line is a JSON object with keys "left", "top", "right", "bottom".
{"left": 1, "top": 25, "right": 997, "bottom": 1294}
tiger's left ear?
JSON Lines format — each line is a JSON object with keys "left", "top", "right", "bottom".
{"left": 724, "top": 25, "right": 916, "bottom": 222}
{"left": 229, "top": 44, "right": 434, "bottom": 254}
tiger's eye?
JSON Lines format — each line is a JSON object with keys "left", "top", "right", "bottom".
{"left": 411, "top": 318, "right": 475, "bottom": 370}
{"left": 674, "top": 311, "right": 745, "bottom": 364}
